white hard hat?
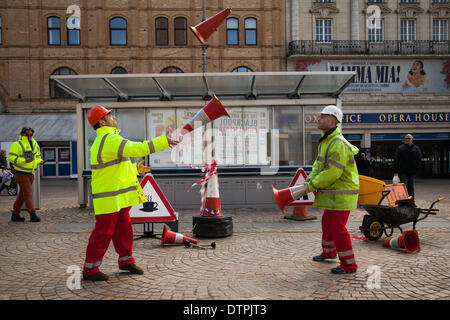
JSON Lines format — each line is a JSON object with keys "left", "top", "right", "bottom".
{"left": 320, "top": 105, "right": 343, "bottom": 123}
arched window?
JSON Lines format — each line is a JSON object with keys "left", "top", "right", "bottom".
{"left": 110, "top": 17, "right": 127, "bottom": 45}
{"left": 232, "top": 66, "right": 253, "bottom": 72}
{"left": 67, "top": 16, "right": 80, "bottom": 46}
{"left": 226, "top": 18, "right": 239, "bottom": 45}
{"left": 160, "top": 66, "right": 184, "bottom": 73}
{"left": 111, "top": 67, "right": 128, "bottom": 74}
{"left": 47, "top": 16, "right": 61, "bottom": 45}
{"left": 174, "top": 17, "right": 187, "bottom": 45}
{"left": 245, "top": 18, "right": 257, "bottom": 45}
{"left": 156, "top": 17, "right": 169, "bottom": 45}
{"left": 50, "top": 67, "right": 77, "bottom": 98}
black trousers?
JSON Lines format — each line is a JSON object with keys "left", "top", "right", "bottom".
{"left": 399, "top": 173, "right": 415, "bottom": 199}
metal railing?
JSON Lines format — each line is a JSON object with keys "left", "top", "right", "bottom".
{"left": 288, "top": 40, "right": 450, "bottom": 56}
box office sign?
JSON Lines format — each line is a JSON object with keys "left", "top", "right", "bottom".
{"left": 297, "top": 59, "right": 450, "bottom": 94}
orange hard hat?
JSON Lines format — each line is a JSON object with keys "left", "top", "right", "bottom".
{"left": 87, "top": 105, "right": 111, "bottom": 128}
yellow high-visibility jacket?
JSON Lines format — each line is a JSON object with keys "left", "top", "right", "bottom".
{"left": 7, "top": 135, "right": 43, "bottom": 175}
{"left": 90, "top": 126, "right": 169, "bottom": 215}
{"left": 306, "top": 127, "right": 360, "bottom": 211}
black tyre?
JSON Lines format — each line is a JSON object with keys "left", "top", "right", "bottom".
{"left": 361, "top": 215, "right": 384, "bottom": 241}
{"left": 192, "top": 216, "right": 233, "bottom": 238}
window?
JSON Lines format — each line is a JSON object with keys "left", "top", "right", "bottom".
{"left": 316, "top": 19, "right": 332, "bottom": 42}
{"left": 156, "top": 17, "right": 169, "bottom": 45}
{"left": 232, "top": 66, "right": 253, "bottom": 72}
{"left": 111, "top": 67, "right": 128, "bottom": 74}
{"left": 47, "top": 16, "right": 61, "bottom": 45}
{"left": 368, "top": 0, "right": 383, "bottom": 2}
{"left": 315, "top": 0, "right": 332, "bottom": 2}
{"left": 160, "top": 66, "right": 183, "bottom": 73}
{"left": 174, "top": 17, "right": 187, "bottom": 45}
{"left": 0, "top": 17, "right": 2, "bottom": 45}
{"left": 50, "top": 67, "right": 77, "bottom": 98}
{"left": 433, "top": 19, "right": 448, "bottom": 41}
{"left": 226, "top": 18, "right": 239, "bottom": 45}
{"left": 400, "top": 20, "right": 416, "bottom": 42}
{"left": 110, "top": 17, "right": 127, "bottom": 45}
{"left": 400, "top": 0, "right": 416, "bottom": 3}
{"left": 433, "top": 0, "right": 448, "bottom": 3}
{"left": 368, "top": 19, "right": 384, "bottom": 42}
{"left": 245, "top": 18, "right": 257, "bottom": 45}
{"left": 67, "top": 16, "right": 80, "bottom": 46}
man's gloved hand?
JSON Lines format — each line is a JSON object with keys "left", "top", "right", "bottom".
{"left": 137, "top": 160, "right": 151, "bottom": 174}
{"left": 392, "top": 175, "right": 400, "bottom": 185}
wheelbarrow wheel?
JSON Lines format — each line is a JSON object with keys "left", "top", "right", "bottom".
{"left": 362, "top": 215, "right": 384, "bottom": 241}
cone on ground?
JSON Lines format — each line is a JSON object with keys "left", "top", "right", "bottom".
{"left": 284, "top": 206, "right": 317, "bottom": 221}
{"left": 381, "top": 230, "right": 421, "bottom": 254}
{"left": 161, "top": 225, "right": 198, "bottom": 246}
{"left": 272, "top": 184, "right": 307, "bottom": 214}
{"left": 182, "top": 93, "right": 230, "bottom": 133}
{"left": 190, "top": 8, "right": 232, "bottom": 46}
{"left": 201, "top": 173, "right": 223, "bottom": 217}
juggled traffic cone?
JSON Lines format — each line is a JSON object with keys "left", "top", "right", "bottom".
{"left": 272, "top": 184, "right": 307, "bottom": 214}
{"left": 182, "top": 93, "right": 230, "bottom": 133}
{"left": 190, "top": 8, "right": 232, "bottom": 46}
{"left": 382, "top": 230, "right": 420, "bottom": 254}
{"left": 161, "top": 224, "right": 198, "bottom": 246}
{"left": 201, "top": 172, "right": 223, "bottom": 217}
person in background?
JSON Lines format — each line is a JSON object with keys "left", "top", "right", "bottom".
{"left": 393, "top": 134, "right": 422, "bottom": 200}
{"left": 356, "top": 152, "right": 370, "bottom": 176}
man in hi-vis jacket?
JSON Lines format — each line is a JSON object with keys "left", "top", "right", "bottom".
{"left": 83, "top": 105, "right": 179, "bottom": 281}
{"left": 298, "top": 105, "right": 359, "bottom": 274}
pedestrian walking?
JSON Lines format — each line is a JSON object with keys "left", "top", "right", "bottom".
{"left": 393, "top": 134, "right": 422, "bottom": 200}
{"left": 82, "top": 105, "right": 179, "bottom": 281}
{"left": 297, "top": 105, "right": 359, "bottom": 274}
{"left": 7, "top": 127, "right": 45, "bottom": 222}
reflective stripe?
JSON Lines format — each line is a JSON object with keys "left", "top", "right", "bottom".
{"left": 97, "top": 133, "right": 110, "bottom": 164}
{"left": 117, "top": 139, "right": 128, "bottom": 159}
{"left": 17, "top": 141, "right": 26, "bottom": 154}
{"left": 316, "top": 156, "right": 325, "bottom": 163}
{"left": 322, "top": 239, "right": 334, "bottom": 246}
{"left": 318, "top": 189, "right": 359, "bottom": 195}
{"left": 175, "top": 233, "right": 184, "bottom": 243}
{"left": 8, "top": 152, "right": 22, "bottom": 158}
{"left": 148, "top": 140, "right": 155, "bottom": 154}
{"left": 91, "top": 157, "right": 130, "bottom": 170}
{"left": 310, "top": 180, "right": 319, "bottom": 190}
{"left": 12, "top": 164, "right": 33, "bottom": 172}
{"left": 328, "top": 159, "right": 345, "bottom": 171}
{"left": 92, "top": 186, "right": 137, "bottom": 199}
{"left": 323, "top": 247, "right": 336, "bottom": 253}
{"left": 338, "top": 250, "right": 354, "bottom": 258}
{"left": 342, "top": 257, "right": 356, "bottom": 265}
{"left": 118, "top": 256, "right": 133, "bottom": 262}
{"left": 84, "top": 260, "right": 102, "bottom": 269}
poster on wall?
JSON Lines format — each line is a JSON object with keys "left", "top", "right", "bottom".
{"left": 296, "top": 59, "right": 450, "bottom": 94}
{"left": 147, "top": 109, "right": 177, "bottom": 167}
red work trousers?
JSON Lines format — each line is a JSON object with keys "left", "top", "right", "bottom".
{"left": 13, "top": 173, "right": 35, "bottom": 214}
{"left": 83, "top": 206, "right": 135, "bottom": 277}
{"left": 320, "top": 209, "right": 357, "bottom": 272}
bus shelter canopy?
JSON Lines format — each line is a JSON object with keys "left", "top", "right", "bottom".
{"left": 51, "top": 71, "right": 356, "bottom": 102}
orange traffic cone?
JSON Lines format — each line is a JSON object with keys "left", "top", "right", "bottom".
{"left": 190, "top": 8, "right": 232, "bottom": 46}
{"left": 161, "top": 225, "right": 198, "bottom": 246}
{"left": 285, "top": 206, "right": 317, "bottom": 221}
{"left": 182, "top": 93, "right": 230, "bottom": 133}
{"left": 201, "top": 172, "right": 223, "bottom": 217}
{"left": 272, "top": 184, "right": 307, "bottom": 214}
{"left": 382, "top": 230, "right": 421, "bottom": 254}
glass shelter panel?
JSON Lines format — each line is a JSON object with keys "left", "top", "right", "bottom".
{"left": 274, "top": 106, "right": 304, "bottom": 166}
{"left": 147, "top": 108, "right": 177, "bottom": 167}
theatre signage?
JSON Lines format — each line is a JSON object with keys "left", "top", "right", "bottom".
{"left": 304, "top": 112, "right": 450, "bottom": 124}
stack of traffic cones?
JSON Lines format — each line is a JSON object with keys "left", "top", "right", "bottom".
{"left": 201, "top": 171, "right": 223, "bottom": 217}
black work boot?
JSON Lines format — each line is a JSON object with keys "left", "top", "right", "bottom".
{"left": 29, "top": 211, "right": 41, "bottom": 222}
{"left": 11, "top": 212, "right": 25, "bottom": 222}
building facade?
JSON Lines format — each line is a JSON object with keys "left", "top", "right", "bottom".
{"left": 0, "top": 0, "right": 286, "bottom": 177}
{"left": 287, "top": 0, "right": 450, "bottom": 178}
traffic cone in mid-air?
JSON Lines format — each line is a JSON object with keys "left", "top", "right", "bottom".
{"left": 161, "top": 225, "right": 198, "bottom": 247}
{"left": 272, "top": 184, "right": 307, "bottom": 214}
{"left": 201, "top": 172, "right": 223, "bottom": 217}
{"left": 182, "top": 93, "right": 229, "bottom": 133}
{"left": 382, "top": 230, "right": 421, "bottom": 254}
{"left": 190, "top": 8, "right": 232, "bottom": 46}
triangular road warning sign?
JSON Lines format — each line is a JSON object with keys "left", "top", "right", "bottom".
{"left": 287, "top": 168, "right": 316, "bottom": 206}
{"left": 130, "top": 174, "right": 178, "bottom": 223}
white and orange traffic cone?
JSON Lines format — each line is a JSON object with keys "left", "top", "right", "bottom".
{"left": 190, "top": 8, "right": 232, "bottom": 47}
{"left": 160, "top": 225, "right": 198, "bottom": 247}
{"left": 201, "top": 172, "right": 223, "bottom": 217}
{"left": 272, "top": 184, "right": 307, "bottom": 214}
{"left": 182, "top": 93, "right": 230, "bottom": 133}
{"left": 382, "top": 230, "right": 421, "bottom": 254}
{"left": 285, "top": 206, "right": 317, "bottom": 221}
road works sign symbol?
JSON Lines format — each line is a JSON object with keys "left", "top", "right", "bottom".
{"left": 130, "top": 174, "right": 177, "bottom": 223}
{"left": 287, "top": 168, "right": 316, "bottom": 206}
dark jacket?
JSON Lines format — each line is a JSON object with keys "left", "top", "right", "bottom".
{"left": 394, "top": 143, "right": 422, "bottom": 175}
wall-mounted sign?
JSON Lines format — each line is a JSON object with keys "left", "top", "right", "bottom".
{"left": 305, "top": 112, "right": 450, "bottom": 124}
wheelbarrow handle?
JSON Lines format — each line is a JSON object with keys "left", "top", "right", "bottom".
{"left": 417, "top": 197, "right": 445, "bottom": 222}
{"left": 377, "top": 190, "right": 391, "bottom": 205}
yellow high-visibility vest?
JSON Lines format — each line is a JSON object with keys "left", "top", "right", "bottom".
{"left": 306, "top": 126, "right": 360, "bottom": 211}
{"left": 7, "top": 135, "right": 42, "bottom": 175}
{"left": 90, "top": 126, "right": 169, "bottom": 215}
